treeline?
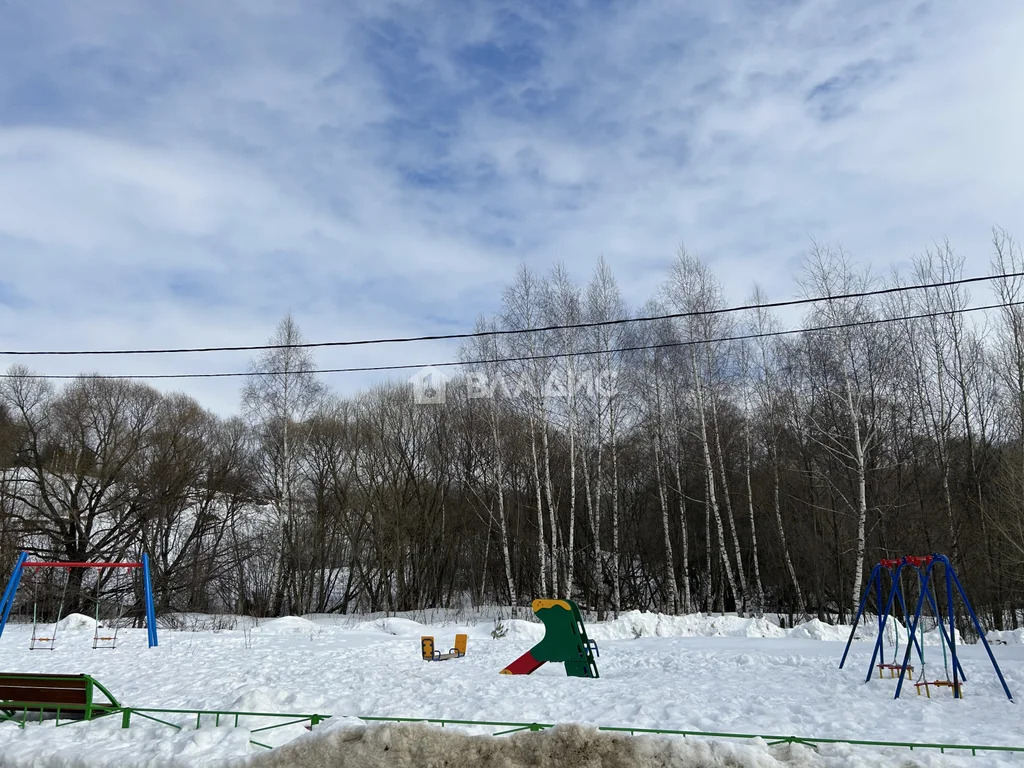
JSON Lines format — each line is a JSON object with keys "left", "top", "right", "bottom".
{"left": 2, "top": 231, "right": 1024, "bottom": 629}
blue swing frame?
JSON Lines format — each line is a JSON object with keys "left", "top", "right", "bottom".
{"left": 840, "top": 553, "right": 1011, "bottom": 701}
{"left": 0, "top": 552, "right": 158, "bottom": 648}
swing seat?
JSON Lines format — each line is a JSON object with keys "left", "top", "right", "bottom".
{"left": 877, "top": 663, "right": 913, "bottom": 679}
{"left": 914, "top": 679, "right": 964, "bottom": 698}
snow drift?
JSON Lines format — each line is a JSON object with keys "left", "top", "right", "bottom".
{"left": 241, "top": 722, "right": 929, "bottom": 768}
{"left": 56, "top": 613, "right": 96, "bottom": 631}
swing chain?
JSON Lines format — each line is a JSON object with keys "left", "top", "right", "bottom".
{"left": 29, "top": 565, "right": 70, "bottom": 650}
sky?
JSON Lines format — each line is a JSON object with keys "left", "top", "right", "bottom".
{"left": 0, "top": 0, "right": 1022, "bottom": 415}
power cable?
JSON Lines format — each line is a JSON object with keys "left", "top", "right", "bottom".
{"left": 3, "top": 299, "right": 1018, "bottom": 381}
{"left": 0, "top": 272, "right": 1019, "bottom": 357}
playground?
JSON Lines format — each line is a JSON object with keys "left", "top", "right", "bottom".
{"left": 0, "top": 604, "right": 1022, "bottom": 767}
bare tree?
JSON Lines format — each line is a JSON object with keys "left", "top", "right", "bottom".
{"left": 747, "top": 288, "right": 807, "bottom": 619}
{"left": 798, "top": 244, "right": 892, "bottom": 615}
{"left": 241, "top": 314, "right": 325, "bottom": 615}
{"left": 662, "top": 249, "right": 743, "bottom": 613}
{"left": 1, "top": 368, "right": 160, "bottom": 612}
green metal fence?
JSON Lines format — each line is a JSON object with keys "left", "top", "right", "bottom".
{"left": 118, "top": 707, "right": 328, "bottom": 750}
{"left": 5, "top": 706, "right": 1023, "bottom": 757}
{"left": 354, "top": 716, "right": 1024, "bottom": 757}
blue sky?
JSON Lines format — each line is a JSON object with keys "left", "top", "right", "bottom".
{"left": 1, "top": 0, "right": 1022, "bottom": 413}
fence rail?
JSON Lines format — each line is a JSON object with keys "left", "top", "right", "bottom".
{"left": 355, "top": 716, "right": 1024, "bottom": 757}
{"left": 6, "top": 706, "right": 1022, "bottom": 757}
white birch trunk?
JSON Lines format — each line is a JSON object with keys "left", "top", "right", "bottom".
{"left": 541, "top": 422, "right": 559, "bottom": 596}
{"left": 529, "top": 416, "right": 548, "bottom": 597}
{"left": 672, "top": 456, "right": 691, "bottom": 613}
{"left": 565, "top": 404, "right": 577, "bottom": 598}
{"left": 610, "top": 416, "right": 622, "bottom": 618}
{"left": 694, "top": 357, "right": 741, "bottom": 611}
{"left": 653, "top": 430, "right": 678, "bottom": 613}
{"left": 491, "top": 406, "right": 516, "bottom": 605}
{"left": 773, "top": 461, "right": 807, "bottom": 617}
{"left": 710, "top": 395, "right": 747, "bottom": 611}
{"left": 843, "top": 368, "right": 869, "bottom": 612}
{"left": 744, "top": 428, "right": 764, "bottom": 616}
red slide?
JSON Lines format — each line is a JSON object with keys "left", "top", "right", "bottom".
{"left": 500, "top": 650, "right": 545, "bottom": 675}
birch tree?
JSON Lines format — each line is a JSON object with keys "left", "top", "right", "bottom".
{"left": 584, "top": 258, "right": 628, "bottom": 616}
{"left": 499, "top": 266, "right": 555, "bottom": 597}
{"left": 241, "top": 313, "right": 325, "bottom": 615}
{"left": 799, "top": 245, "right": 891, "bottom": 614}
{"left": 662, "top": 249, "right": 743, "bottom": 612}
{"left": 747, "top": 289, "right": 807, "bottom": 618}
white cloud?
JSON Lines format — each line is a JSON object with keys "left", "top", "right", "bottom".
{"left": 0, "top": 0, "right": 1022, "bottom": 414}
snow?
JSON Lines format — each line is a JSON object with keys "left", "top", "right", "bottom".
{"left": 56, "top": 613, "right": 98, "bottom": 632}
{"left": 0, "top": 611, "right": 1021, "bottom": 767}
{"left": 787, "top": 619, "right": 850, "bottom": 642}
{"left": 244, "top": 720, "right": 925, "bottom": 768}
{"left": 360, "top": 616, "right": 432, "bottom": 637}
{"left": 251, "top": 616, "right": 319, "bottom": 635}
{"left": 587, "top": 610, "right": 789, "bottom": 640}
{"left": 989, "top": 629, "right": 1024, "bottom": 646}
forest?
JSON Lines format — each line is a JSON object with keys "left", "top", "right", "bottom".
{"left": 2, "top": 231, "right": 1024, "bottom": 631}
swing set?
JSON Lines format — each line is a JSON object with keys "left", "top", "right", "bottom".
{"left": 0, "top": 552, "right": 158, "bottom": 649}
{"left": 839, "top": 554, "right": 1012, "bottom": 701}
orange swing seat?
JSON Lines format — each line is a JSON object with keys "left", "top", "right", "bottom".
{"left": 915, "top": 679, "right": 964, "bottom": 698}
{"left": 876, "top": 662, "right": 913, "bottom": 679}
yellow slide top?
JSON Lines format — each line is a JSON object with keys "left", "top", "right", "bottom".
{"left": 532, "top": 599, "right": 572, "bottom": 612}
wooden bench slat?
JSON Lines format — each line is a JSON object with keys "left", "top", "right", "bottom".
{"left": 0, "top": 681, "right": 87, "bottom": 692}
{"left": 0, "top": 676, "right": 88, "bottom": 688}
{"left": 0, "top": 672, "right": 118, "bottom": 722}
{"left": 0, "top": 673, "right": 86, "bottom": 678}
{"left": 1, "top": 688, "right": 87, "bottom": 704}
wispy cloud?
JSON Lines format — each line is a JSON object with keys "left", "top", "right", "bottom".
{"left": 1, "top": 0, "right": 1021, "bottom": 412}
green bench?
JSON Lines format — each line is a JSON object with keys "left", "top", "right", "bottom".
{"left": 0, "top": 672, "right": 121, "bottom": 725}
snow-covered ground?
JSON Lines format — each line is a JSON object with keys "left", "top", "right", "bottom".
{"left": 0, "top": 610, "right": 1021, "bottom": 766}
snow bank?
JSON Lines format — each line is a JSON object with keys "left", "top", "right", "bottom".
{"left": 988, "top": 629, "right": 1024, "bottom": 645}
{"left": 586, "top": 612, "right": 786, "bottom": 641}
{"left": 162, "top": 608, "right": 977, "bottom": 652}
{"left": 339, "top": 607, "right": 965, "bottom": 647}
{"left": 56, "top": 613, "right": 95, "bottom": 631}
{"left": 361, "top": 617, "right": 430, "bottom": 637}
{"left": 255, "top": 617, "right": 318, "bottom": 634}
{"left": 501, "top": 619, "right": 546, "bottom": 642}
{"left": 788, "top": 619, "right": 849, "bottom": 642}
{"left": 241, "top": 721, "right": 927, "bottom": 768}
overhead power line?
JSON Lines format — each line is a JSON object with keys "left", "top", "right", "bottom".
{"left": 4, "top": 299, "right": 1019, "bottom": 381}
{"left": 0, "top": 272, "right": 1020, "bottom": 357}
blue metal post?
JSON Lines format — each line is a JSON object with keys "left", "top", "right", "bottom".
{"left": 944, "top": 558, "right": 962, "bottom": 698}
{"left": 0, "top": 551, "right": 28, "bottom": 641}
{"left": 876, "top": 568, "right": 883, "bottom": 637}
{"left": 920, "top": 570, "right": 967, "bottom": 681}
{"left": 840, "top": 563, "right": 880, "bottom": 669}
{"left": 142, "top": 553, "right": 158, "bottom": 648}
{"left": 944, "top": 557, "right": 1013, "bottom": 701}
{"left": 895, "top": 560, "right": 934, "bottom": 699}
{"left": 865, "top": 565, "right": 902, "bottom": 682}
{"left": 893, "top": 565, "right": 925, "bottom": 665}
{"left": 876, "top": 566, "right": 884, "bottom": 643}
